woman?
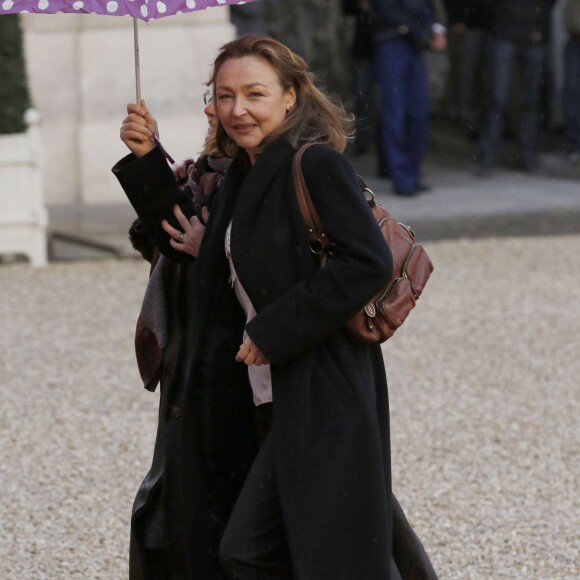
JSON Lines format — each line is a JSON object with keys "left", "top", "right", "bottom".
{"left": 128, "top": 96, "right": 226, "bottom": 395}
{"left": 121, "top": 96, "right": 234, "bottom": 577}
{"left": 114, "top": 35, "right": 437, "bottom": 579}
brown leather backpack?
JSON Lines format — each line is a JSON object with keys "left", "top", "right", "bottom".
{"left": 293, "top": 144, "right": 434, "bottom": 345}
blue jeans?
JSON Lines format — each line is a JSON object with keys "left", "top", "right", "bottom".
{"left": 376, "top": 38, "right": 429, "bottom": 191}
{"left": 564, "top": 38, "right": 580, "bottom": 153}
{"left": 480, "top": 39, "right": 546, "bottom": 166}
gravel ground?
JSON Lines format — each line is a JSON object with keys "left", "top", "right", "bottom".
{"left": 0, "top": 235, "right": 578, "bottom": 579}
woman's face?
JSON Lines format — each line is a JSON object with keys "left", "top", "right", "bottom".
{"left": 215, "top": 55, "right": 296, "bottom": 164}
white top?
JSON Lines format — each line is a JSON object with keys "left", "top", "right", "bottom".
{"left": 225, "top": 221, "right": 273, "bottom": 406}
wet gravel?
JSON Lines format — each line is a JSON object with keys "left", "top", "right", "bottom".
{"left": 0, "top": 235, "right": 578, "bottom": 579}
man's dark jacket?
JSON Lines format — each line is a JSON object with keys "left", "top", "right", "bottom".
{"left": 342, "top": 0, "right": 377, "bottom": 60}
{"left": 492, "top": 0, "right": 556, "bottom": 48}
{"left": 373, "top": 0, "right": 435, "bottom": 47}
{"left": 444, "top": 0, "right": 494, "bottom": 30}
{"left": 113, "top": 139, "right": 438, "bottom": 579}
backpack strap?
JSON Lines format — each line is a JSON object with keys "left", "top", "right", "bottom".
{"left": 292, "top": 144, "right": 334, "bottom": 266}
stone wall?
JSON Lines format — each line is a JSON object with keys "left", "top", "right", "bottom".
{"left": 22, "top": 11, "right": 235, "bottom": 204}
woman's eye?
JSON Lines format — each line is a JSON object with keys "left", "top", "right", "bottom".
{"left": 217, "top": 94, "right": 232, "bottom": 100}
{"left": 249, "top": 92, "right": 264, "bottom": 98}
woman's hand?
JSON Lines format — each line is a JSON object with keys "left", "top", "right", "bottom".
{"left": 236, "top": 336, "right": 269, "bottom": 367}
{"left": 172, "top": 157, "right": 196, "bottom": 186}
{"left": 120, "top": 100, "right": 159, "bottom": 158}
{"left": 161, "top": 204, "right": 208, "bottom": 258}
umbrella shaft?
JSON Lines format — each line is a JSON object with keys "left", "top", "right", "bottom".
{"left": 134, "top": 18, "right": 141, "bottom": 103}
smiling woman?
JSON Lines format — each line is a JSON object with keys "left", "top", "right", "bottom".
{"left": 112, "top": 34, "right": 438, "bottom": 580}
{"left": 214, "top": 56, "right": 296, "bottom": 164}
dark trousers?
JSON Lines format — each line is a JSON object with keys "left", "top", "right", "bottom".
{"left": 218, "top": 416, "right": 292, "bottom": 580}
{"left": 353, "top": 58, "right": 376, "bottom": 152}
{"left": 376, "top": 37, "right": 430, "bottom": 192}
{"left": 564, "top": 38, "right": 580, "bottom": 153}
{"left": 459, "top": 29, "right": 492, "bottom": 133}
{"left": 479, "top": 39, "right": 546, "bottom": 167}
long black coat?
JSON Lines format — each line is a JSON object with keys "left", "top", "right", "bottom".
{"left": 114, "top": 138, "right": 437, "bottom": 579}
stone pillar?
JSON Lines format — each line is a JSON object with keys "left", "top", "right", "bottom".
{"left": 22, "top": 11, "right": 235, "bottom": 204}
{"left": 0, "top": 109, "right": 48, "bottom": 267}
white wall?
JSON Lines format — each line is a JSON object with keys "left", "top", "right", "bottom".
{"left": 22, "top": 10, "right": 235, "bottom": 204}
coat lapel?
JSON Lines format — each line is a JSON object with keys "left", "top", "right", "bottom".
{"left": 230, "top": 138, "right": 297, "bottom": 306}
{"left": 189, "top": 162, "right": 246, "bottom": 351}
{"left": 232, "top": 138, "right": 294, "bottom": 217}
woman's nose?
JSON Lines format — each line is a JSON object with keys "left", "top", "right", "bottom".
{"left": 204, "top": 100, "right": 216, "bottom": 117}
{"left": 231, "top": 97, "right": 247, "bottom": 117}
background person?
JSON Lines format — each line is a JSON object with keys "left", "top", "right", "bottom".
{"left": 342, "top": 0, "right": 378, "bottom": 156}
{"left": 478, "top": 0, "right": 557, "bottom": 176}
{"left": 444, "top": 0, "right": 494, "bottom": 139}
{"left": 563, "top": 0, "right": 580, "bottom": 163}
{"left": 373, "top": 0, "right": 447, "bottom": 196}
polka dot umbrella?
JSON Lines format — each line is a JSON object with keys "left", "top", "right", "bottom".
{"left": 0, "top": 0, "right": 260, "bottom": 160}
{"left": 1, "top": 0, "right": 257, "bottom": 21}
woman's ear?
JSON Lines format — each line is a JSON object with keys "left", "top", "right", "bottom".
{"left": 285, "top": 87, "right": 297, "bottom": 111}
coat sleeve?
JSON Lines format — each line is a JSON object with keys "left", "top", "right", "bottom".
{"left": 112, "top": 147, "right": 196, "bottom": 261}
{"left": 245, "top": 145, "right": 393, "bottom": 367}
{"left": 128, "top": 218, "right": 156, "bottom": 263}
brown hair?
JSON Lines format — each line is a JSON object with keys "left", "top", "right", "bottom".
{"left": 201, "top": 134, "right": 219, "bottom": 158}
{"left": 207, "top": 35, "right": 354, "bottom": 160}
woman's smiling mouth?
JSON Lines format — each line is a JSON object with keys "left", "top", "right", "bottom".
{"left": 233, "top": 123, "right": 257, "bottom": 134}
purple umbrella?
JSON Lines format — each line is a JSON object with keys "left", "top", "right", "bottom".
{"left": 1, "top": 0, "right": 254, "bottom": 21}
{"left": 1, "top": 0, "right": 259, "bottom": 96}
{"left": 1, "top": 0, "right": 261, "bottom": 160}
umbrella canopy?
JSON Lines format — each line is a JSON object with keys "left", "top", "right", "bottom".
{"left": 0, "top": 0, "right": 258, "bottom": 23}
{"left": 1, "top": 0, "right": 262, "bottom": 161}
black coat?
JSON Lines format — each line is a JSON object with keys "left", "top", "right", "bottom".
{"left": 342, "top": 0, "right": 377, "bottom": 60}
{"left": 113, "top": 139, "right": 437, "bottom": 579}
{"left": 373, "top": 0, "right": 435, "bottom": 48}
{"left": 492, "top": 0, "right": 556, "bottom": 48}
{"left": 444, "top": 0, "right": 494, "bottom": 30}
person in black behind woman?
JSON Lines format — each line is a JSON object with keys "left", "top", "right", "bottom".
{"left": 114, "top": 34, "right": 438, "bottom": 579}
{"left": 123, "top": 96, "right": 233, "bottom": 577}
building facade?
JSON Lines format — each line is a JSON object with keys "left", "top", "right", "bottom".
{"left": 21, "top": 10, "right": 235, "bottom": 204}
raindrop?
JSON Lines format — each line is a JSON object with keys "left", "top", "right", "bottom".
{"left": 38, "top": 0, "right": 49, "bottom": 10}
{"left": 72, "top": 0, "right": 83, "bottom": 8}
{"left": 157, "top": 1, "right": 166, "bottom": 13}
{"left": 106, "top": 0, "right": 118, "bottom": 12}
{"left": 140, "top": 4, "right": 147, "bottom": 17}
{"left": 2, "top": 0, "right": 14, "bottom": 10}
{"left": 185, "top": 0, "right": 196, "bottom": 9}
